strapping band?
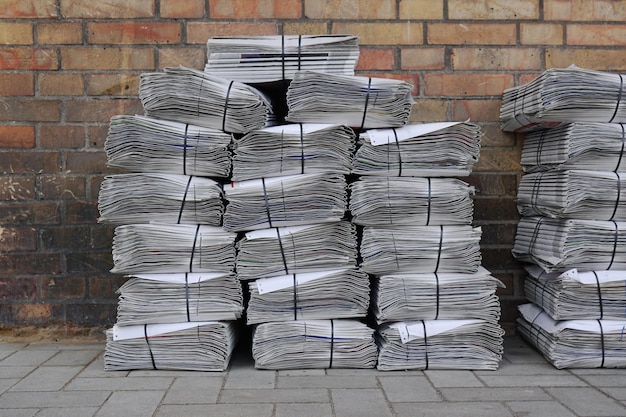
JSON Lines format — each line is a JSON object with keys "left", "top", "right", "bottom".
{"left": 609, "top": 74, "right": 623, "bottom": 123}
{"left": 391, "top": 230, "right": 401, "bottom": 271}
{"left": 528, "top": 218, "right": 544, "bottom": 259}
{"left": 616, "top": 124, "right": 625, "bottom": 172}
{"left": 281, "top": 34, "right": 286, "bottom": 81}
{"left": 293, "top": 274, "right": 298, "bottom": 320}
{"left": 222, "top": 80, "right": 234, "bottom": 132}
{"left": 182, "top": 124, "right": 189, "bottom": 175}
{"left": 392, "top": 128, "right": 402, "bottom": 177}
{"left": 598, "top": 319, "right": 606, "bottom": 368}
{"left": 144, "top": 324, "right": 157, "bottom": 370}
{"left": 261, "top": 178, "right": 273, "bottom": 228}
{"left": 299, "top": 123, "right": 305, "bottom": 174}
{"left": 297, "top": 35, "right": 302, "bottom": 71}
{"left": 434, "top": 225, "right": 443, "bottom": 273}
{"left": 329, "top": 319, "right": 334, "bottom": 369}
{"left": 426, "top": 178, "right": 432, "bottom": 226}
{"left": 184, "top": 273, "right": 191, "bottom": 322}
{"left": 610, "top": 173, "right": 621, "bottom": 221}
{"left": 421, "top": 320, "right": 429, "bottom": 370}
{"left": 360, "top": 77, "right": 372, "bottom": 130}
{"left": 177, "top": 176, "right": 194, "bottom": 224}
{"left": 276, "top": 228, "right": 290, "bottom": 275}
{"left": 607, "top": 221, "right": 618, "bottom": 270}
{"left": 433, "top": 272, "right": 440, "bottom": 320}
{"left": 189, "top": 225, "right": 201, "bottom": 273}
{"left": 592, "top": 271, "right": 604, "bottom": 320}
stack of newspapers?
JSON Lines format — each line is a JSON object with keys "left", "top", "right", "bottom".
{"left": 350, "top": 121, "right": 504, "bottom": 370}
{"left": 505, "top": 66, "right": 626, "bottom": 368}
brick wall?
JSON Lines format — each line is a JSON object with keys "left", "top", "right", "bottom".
{"left": 1, "top": 0, "right": 625, "bottom": 334}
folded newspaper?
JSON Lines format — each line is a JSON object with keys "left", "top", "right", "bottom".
{"left": 231, "top": 123, "right": 356, "bottom": 181}
{"left": 500, "top": 65, "right": 626, "bottom": 132}
{"left": 252, "top": 319, "right": 378, "bottom": 369}
{"left": 104, "top": 321, "right": 238, "bottom": 371}
{"left": 205, "top": 35, "right": 359, "bottom": 83}
{"left": 352, "top": 122, "right": 481, "bottom": 176}
{"left": 518, "top": 303, "right": 626, "bottom": 368}
{"left": 139, "top": 66, "right": 275, "bottom": 133}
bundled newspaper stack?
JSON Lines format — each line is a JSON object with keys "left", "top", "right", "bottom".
{"left": 350, "top": 122, "right": 504, "bottom": 370}
{"left": 504, "top": 66, "right": 626, "bottom": 368}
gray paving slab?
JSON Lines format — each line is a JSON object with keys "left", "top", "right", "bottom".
{"left": 277, "top": 368, "right": 326, "bottom": 376}
{"left": 424, "top": 370, "right": 484, "bottom": 387}
{"left": 378, "top": 375, "right": 442, "bottom": 402}
{"left": 576, "top": 373, "right": 626, "bottom": 387}
{"left": 223, "top": 367, "right": 275, "bottom": 389}
{"left": 161, "top": 376, "right": 223, "bottom": 404}
{"left": 439, "top": 387, "right": 551, "bottom": 402}
{"left": 546, "top": 387, "right": 626, "bottom": 417}
{"left": 95, "top": 390, "right": 164, "bottom": 417}
{"left": 36, "top": 407, "right": 99, "bottom": 417}
{"left": 64, "top": 376, "right": 174, "bottom": 391}
{"left": 21, "top": 343, "right": 103, "bottom": 351}
{"left": 9, "top": 366, "right": 84, "bottom": 392}
{"left": 506, "top": 400, "right": 578, "bottom": 417}
{"left": 331, "top": 388, "right": 393, "bottom": 417}
{"left": 219, "top": 388, "right": 329, "bottom": 403}
{"left": 0, "top": 366, "right": 36, "bottom": 379}
{"left": 75, "top": 356, "right": 130, "bottom": 378}
{"left": 393, "top": 401, "right": 514, "bottom": 417}
{"left": 598, "top": 386, "right": 626, "bottom": 401}
{"left": 43, "top": 349, "right": 101, "bottom": 366}
{"left": 0, "top": 379, "right": 18, "bottom": 394}
{"left": 275, "top": 403, "right": 333, "bottom": 417}
{"left": 154, "top": 404, "right": 274, "bottom": 417}
{"left": 474, "top": 361, "right": 564, "bottom": 375}
{"left": 478, "top": 373, "right": 588, "bottom": 387}
{"left": 276, "top": 375, "right": 379, "bottom": 389}
{"left": 0, "top": 409, "right": 38, "bottom": 417}
{"left": 0, "top": 391, "right": 111, "bottom": 408}
{"left": 0, "top": 350, "right": 58, "bottom": 367}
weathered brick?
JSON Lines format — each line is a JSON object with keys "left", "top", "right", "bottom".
{"left": 546, "top": 48, "right": 626, "bottom": 71}
{"left": 333, "top": 23, "right": 423, "bottom": 45}
{"left": 66, "top": 201, "right": 99, "bottom": 223}
{"left": 158, "top": 47, "right": 205, "bottom": 69}
{"left": 427, "top": 23, "right": 516, "bottom": 45}
{"left": 0, "top": 277, "right": 37, "bottom": 300}
{"left": 0, "top": 177, "right": 36, "bottom": 201}
{"left": 0, "top": 253, "right": 62, "bottom": 275}
{"left": 60, "top": 47, "right": 154, "bottom": 70}
{"left": 89, "top": 275, "right": 129, "bottom": 299}
{"left": 0, "top": 73, "right": 34, "bottom": 96}
{"left": 451, "top": 48, "right": 542, "bottom": 71}
{"left": 160, "top": 0, "right": 205, "bottom": 18}
{"left": 90, "top": 224, "right": 115, "bottom": 249}
{"left": 401, "top": 48, "right": 445, "bottom": 70}
{"left": 480, "top": 123, "right": 516, "bottom": 147}
{"left": 283, "top": 22, "right": 329, "bottom": 35}
{"left": 11, "top": 303, "right": 54, "bottom": 323}
{"left": 305, "top": 0, "right": 393, "bottom": 19}
{"left": 0, "top": 152, "right": 61, "bottom": 175}
{"left": 520, "top": 23, "right": 563, "bottom": 45}
{"left": 65, "top": 302, "right": 117, "bottom": 325}
{"left": 0, "top": 126, "right": 35, "bottom": 148}
{"left": 87, "top": 125, "right": 109, "bottom": 148}
{"left": 408, "top": 99, "right": 449, "bottom": 122}
{"left": 479, "top": 223, "right": 518, "bottom": 246}
{"left": 0, "top": 48, "right": 58, "bottom": 70}
{"left": 39, "top": 125, "right": 85, "bottom": 149}
{"left": 493, "top": 272, "right": 514, "bottom": 296}
{"left": 86, "top": 73, "right": 140, "bottom": 96}
{"left": 357, "top": 72, "right": 419, "bottom": 96}
{"left": 0, "top": 202, "right": 62, "bottom": 225}
{"left": 519, "top": 73, "right": 542, "bottom": 85}
{"left": 88, "top": 22, "right": 181, "bottom": 44}
{"left": 356, "top": 48, "right": 395, "bottom": 71}
{"left": 66, "top": 253, "right": 113, "bottom": 274}
{"left": 474, "top": 148, "right": 522, "bottom": 172}
{"left": 448, "top": 0, "right": 539, "bottom": 19}
{"left": 40, "top": 176, "right": 86, "bottom": 199}
{"left": 567, "top": 24, "right": 626, "bottom": 46}
{"left": 65, "top": 151, "right": 109, "bottom": 174}
{"left": 425, "top": 74, "right": 513, "bottom": 97}
{"left": 399, "top": 0, "right": 443, "bottom": 19}
{"left": 37, "top": 22, "right": 83, "bottom": 44}
{"left": 60, "top": 0, "right": 155, "bottom": 18}
{"left": 41, "top": 226, "right": 91, "bottom": 251}
{"left": 0, "top": 22, "right": 33, "bottom": 45}
{"left": 212, "top": 0, "right": 301, "bottom": 18}
{"left": 186, "top": 22, "right": 278, "bottom": 44}
{"left": 65, "top": 98, "right": 143, "bottom": 123}
{"left": 465, "top": 173, "right": 519, "bottom": 196}
{"left": 481, "top": 247, "right": 521, "bottom": 270}
{"left": 89, "top": 176, "right": 105, "bottom": 198}
{"left": 451, "top": 99, "right": 503, "bottom": 121}
{"left": 41, "top": 276, "right": 86, "bottom": 299}
{"left": 38, "top": 73, "right": 84, "bottom": 96}
{"left": 0, "top": 0, "right": 58, "bottom": 18}
{"left": 0, "top": 99, "right": 61, "bottom": 122}
{"left": 544, "top": 0, "right": 626, "bottom": 21}
{"left": 0, "top": 227, "right": 37, "bottom": 252}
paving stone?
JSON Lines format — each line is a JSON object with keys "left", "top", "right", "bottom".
{"left": 277, "top": 368, "right": 326, "bottom": 376}
{"left": 65, "top": 376, "right": 174, "bottom": 391}
{"left": 577, "top": 374, "right": 626, "bottom": 387}
{"left": 506, "top": 400, "right": 577, "bottom": 417}
{"left": 331, "top": 388, "right": 393, "bottom": 417}
{"left": 36, "top": 407, "right": 99, "bottom": 417}
{"left": 96, "top": 390, "right": 165, "bottom": 417}
{"left": 154, "top": 404, "right": 274, "bottom": 417}
{"left": 0, "top": 409, "right": 38, "bottom": 417}
{"left": 275, "top": 403, "right": 333, "bottom": 417}
{"left": 9, "top": 366, "right": 83, "bottom": 391}
{"left": 546, "top": 387, "right": 626, "bottom": 416}
{"left": 0, "top": 379, "right": 18, "bottom": 394}
{"left": 219, "top": 388, "right": 329, "bottom": 403}
{"left": 0, "top": 367, "right": 35, "bottom": 379}
{"left": 424, "top": 370, "right": 484, "bottom": 387}
{"left": 276, "top": 375, "right": 378, "bottom": 389}
{"left": 475, "top": 362, "right": 565, "bottom": 376}
{"left": 44, "top": 350, "right": 101, "bottom": 366}
{"left": 393, "top": 401, "right": 514, "bottom": 417}
{"left": 223, "top": 367, "right": 275, "bottom": 389}
{"left": 325, "top": 368, "right": 384, "bottom": 376}
{"left": 129, "top": 369, "right": 225, "bottom": 377}
{"left": 599, "top": 387, "right": 626, "bottom": 401}
{"left": 22, "top": 343, "right": 103, "bottom": 351}
{"left": 161, "top": 376, "right": 222, "bottom": 404}
{"left": 378, "top": 375, "right": 441, "bottom": 402}
{"left": 479, "top": 374, "right": 587, "bottom": 387}
{"left": 439, "top": 387, "right": 551, "bottom": 402}
{"left": 76, "top": 356, "right": 129, "bottom": 378}
{"left": 0, "top": 391, "right": 110, "bottom": 408}
{"left": 0, "top": 350, "right": 58, "bottom": 367}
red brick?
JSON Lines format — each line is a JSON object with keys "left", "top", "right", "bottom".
{"left": 212, "top": 0, "right": 301, "bottom": 18}
{"left": 546, "top": 49, "right": 626, "bottom": 71}
{"left": 480, "top": 223, "right": 518, "bottom": 246}
{"left": 41, "top": 276, "right": 86, "bottom": 299}
{"left": 465, "top": 173, "right": 519, "bottom": 196}
{"left": 65, "top": 303, "right": 117, "bottom": 326}
{"left": 158, "top": 47, "right": 205, "bottom": 70}
{"left": 399, "top": 0, "right": 443, "bottom": 19}
{"left": 0, "top": 277, "right": 37, "bottom": 300}
{"left": 39, "top": 125, "right": 85, "bottom": 149}
{"left": 40, "top": 176, "right": 86, "bottom": 200}
{"left": 448, "top": 0, "right": 539, "bottom": 19}
{"left": 519, "top": 73, "right": 542, "bottom": 85}
{"left": 333, "top": 23, "right": 423, "bottom": 46}
{"left": 544, "top": 0, "right": 626, "bottom": 21}
{"left": 61, "top": 47, "right": 154, "bottom": 70}
{"left": 90, "top": 224, "right": 115, "bottom": 249}
{"left": 41, "top": 226, "right": 91, "bottom": 251}
{"left": 408, "top": 99, "right": 449, "bottom": 122}
{"left": 0, "top": 253, "right": 62, "bottom": 275}
{"left": 160, "top": 0, "right": 205, "bottom": 18}
{"left": 427, "top": 23, "right": 516, "bottom": 45}
{"left": 87, "top": 125, "right": 109, "bottom": 148}
{"left": 88, "top": 22, "right": 181, "bottom": 45}
{"left": 186, "top": 22, "right": 278, "bottom": 44}
{"left": 357, "top": 72, "right": 419, "bottom": 96}
{"left": 356, "top": 48, "right": 395, "bottom": 71}
{"left": 38, "top": 73, "right": 84, "bottom": 96}
{"left": 0, "top": 152, "right": 61, "bottom": 175}
{"left": 474, "top": 197, "right": 520, "bottom": 221}
{"left": 481, "top": 123, "right": 516, "bottom": 147}
{"left": 65, "top": 98, "right": 143, "bottom": 123}
{"left": 0, "top": 48, "right": 58, "bottom": 70}
{"left": 60, "top": 0, "right": 155, "bottom": 18}
{"left": 0, "top": 23, "right": 33, "bottom": 45}
{"left": 304, "top": 0, "right": 393, "bottom": 19}
{"left": 283, "top": 22, "right": 329, "bottom": 35}
{"left": 401, "top": 48, "right": 445, "bottom": 70}
{"left": 0, "top": 73, "right": 34, "bottom": 95}
{"left": 12, "top": 304, "right": 53, "bottom": 322}
{"left": 425, "top": 74, "right": 514, "bottom": 97}
{"left": 0, "top": 99, "right": 61, "bottom": 122}
{"left": 66, "top": 253, "right": 112, "bottom": 274}
{"left": 567, "top": 24, "right": 626, "bottom": 46}
{"left": 0, "top": 227, "right": 37, "bottom": 252}
{"left": 451, "top": 48, "right": 542, "bottom": 71}
{"left": 451, "top": 99, "right": 503, "bottom": 122}
{"left": 66, "top": 201, "right": 99, "bottom": 223}
{"left": 0, "top": 126, "right": 35, "bottom": 148}
{"left": 0, "top": 0, "right": 58, "bottom": 18}
{"left": 65, "top": 151, "right": 109, "bottom": 174}
{"left": 86, "top": 74, "right": 140, "bottom": 96}
{"left": 37, "top": 22, "right": 83, "bottom": 44}
{"left": 89, "top": 275, "right": 129, "bottom": 299}
{"left": 520, "top": 23, "right": 564, "bottom": 45}
{"left": 0, "top": 177, "right": 36, "bottom": 201}
{"left": 0, "top": 202, "right": 62, "bottom": 225}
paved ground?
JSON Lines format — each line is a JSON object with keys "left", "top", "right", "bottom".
{"left": 1, "top": 335, "right": 626, "bottom": 417}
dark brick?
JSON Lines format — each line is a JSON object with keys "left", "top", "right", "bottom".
{"left": 493, "top": 272, "right": 514, "bottom": 296}
{"left": 0, "top": 202, "right": 62, "bottom": 225}
{"left": 40, "top": 175, "right": 86, "bottom": 199}
{"left": 10, "top": 303, "right": 57, "bottom": 324}
{"left": 0, "top": 253, "right": 62, "bottom": 276}
{"left": 65, "top": 201, "right": 98, "bottom": 223}
{"left": 499, "top": 297, "right": 526, "bottom": 325}
{"left": 40, "top": 226, "right": 91, "bottom": 251}
{"left": 0, "top": 277, "right": 37, "bottom": 300}
{"left": 40, "top": 276, "right": 86, "bottom": 299}
{"left": 0, "top": 151, "right": 62, "bottom": 175}
{"left": 90, "top": 224, "right": 115, "bottom": 250}
{"left": 66, "top": 252, "right": 113, "bottom": 274}
{"left": 87, "top": 124, "right": 109, "bottom": 148}
{"left": 88, "top": 275, "right": 129, "bottom": 299}
{"left": 0, "top": 176, "right": 36, "bottom": 200}
{"left": 466, "top": 173, "right": 519, "bottom": 196}
{"left": 65, "top": 151, "right": 109, "bottom": 174}
{"left": 0, "top": 99, "right": 61, "bottom": 122}
{"left": 480, "top": 247, "right": 523, "bottom": 270}
{"left": 65, "top": 302, "right": 117, "bottom": 326}
{"left": 478, "top": 223, "right": 517, "bottom": 246}
{"left": 65, "top": 98, "right": 143, "bottom": 123}
{"left": 39, "top": 125, "right": 85, "bottom": 149}
{"left": 473, "top": 197, "right": 520, "bottom": 221}
{"left": 0, "top": 227, "right": 37, "bottom": 252}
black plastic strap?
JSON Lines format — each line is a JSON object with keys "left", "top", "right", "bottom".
{"left": 433, "top": 272, "right": 440, "bottom": 320}
{"left": 329, "top": 319, "right": 334, "bottom": 369}
{"left": 360, "top": 78, "right": 372, "bottom": 130}
{"left": 530, "top": 173, "right": 544, "bottom": 214}
{"left": 598, "top": 319, "right": 606, "bottom": 368}
{"left": 293, "top": 274, "right": 298, "bottom": 320}
{"left": 189, "top": 225, "right": 201, "bottom": 273}
{"left": 390, "top": 230, "right": 401, "bottom": 271}
{"left": 426, "top": 178, "right": 432, "bottom": 226}
{"left": 610, "top": 173, "right": 621, "bottom": 221}
{"left": 528, "top": 218, "right": 544, "bottom": 259}
{"left": 144, "top": 324, "right": 157, "bottom": 370}
{"left": 592, "top": 271, "right": 604, "bottom": 319}
{"left": 177, "top": 176, "right": 194, "bottom": 224}
{"left": 616, "top": 124, "right": 625, "bottom": 172}
{"left": 281, "top": 34, "right": 286, "bottom": 81}
{"left": 421, "top": 320, "right": 429, "bottom": 370}
{"left": 261, "top": 178, "right": 273, "bottom": 228}
{"left": 276, "top": 228, "right": 289, "bottom": 275}
{"left": 535, "top": 129, "right": 547, "bottom": 168}
{"left": 184, "top": 273, "right": 191, "bottom": 322}
{"left": 529, "top": 308, "right": 542, "bottom": 349}
{"left": 222, "top": 80, "right": 234, "bottom": 132}
{"left": 297, "top": 35, "right": 302, "bottom": 71}
{"left": 434, "top": 225, "right": 443, "bottom": 273}
{"left": 609, "top": 74, "right": 623, "bottom": 123}
{"left": 299, "top": 123, "right": 305, "bottom": 174}
{"left": 607, "top": 221, "right": 619, "bottom": 270}
{"left": 182, "top": 124, "right": 189, "bottom": 175}
{"left": 392, "top": 128, "right": 402, "bottom": 177}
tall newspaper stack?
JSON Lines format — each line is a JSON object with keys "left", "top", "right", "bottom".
{"left": 351, "top": 122, "right": 505, "bottom": 370}
{"left": 501, "top": 65, "right": 626, "bottom": 368}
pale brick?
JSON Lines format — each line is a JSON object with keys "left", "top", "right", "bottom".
{"left": 425, "top": 74, "right": 513, "bottom": 96}
{"left": 332, "top": 23, "right": 423, "bottom": 45}
{"left": 452, "top": 48, "right": 542, "bottom": 70}
{"left": 401, "top": 48, "right": 445, "bottom": 70}
{"left": 86, "top": 73, "right": 140, "bottom": 96}
{"left": 448, "top": 0, "right": 539, "bottom": 19}
{"left": 409, "top": 99, "right": 449, "bottom": 122}
{"left": 399, "top": 0, "right": 443, "bottom": 19}
{"left": 428, "top": 23, "right": 516, "bottom": 45}
{"left": 546, "top": 49, "right": 626, "bottom": 71}
{"left": 356, "top": 48, "right": 395, "bottom": 71}
{"left": 160, "top": 0, "right": 205, "bottom": 18}
{"left": 0, "top": 73, "right": 34, "bottom": 95}
{"left": 474, "top": 148, "right": 522, "bottom": 171}
{"left": 0, "top": 0, "right": 58, "bottom": 18}
{"left": 0, "top": 23, "right": 33, "bottom": 45}
{"left": 0, "top": 126, "right": 35, "bottom": 148}
{"left": 186, "top": 22, "right": 278, "bottom": 44}
{"left": 38, "top": 22, "right": 83, "bottom": 44}
{"left": 305, "top": 0, "right": 395, "bottom": 19}
{"left": 451, "top": 99, "right": 503, "bottom": 122}
{"left": 65, "top": 98, "right": 143, "bottom": 123}
{"left": 88, "top": 22, "right": 181, "bottom": 45}
{"left": 60, "top": 0, "right": 155, "bottom": 18}
{"left": 567, "top": 24, "right": 626, "bottom": 46}
{"left": 39, "top": 73, "right": 84, "bottom": 96}
{"left": 520, "top": 23, "right": 563, "bottom": 45}
{"left": 0, "top": 48, "right": 59, "bottom": 70}
{"left": 60, "top": 47, "right": 154, "bottom": 70}
{"left": 158, "top": 47, "right": 205, "bottom": 70}
{"left": 283, "top": 22, "right": 329, "bottom": 35}
{"left": 545, "top": 0, "right": 626, "bottom": 21}
{"left": 212, "top": 0, "right": 301, "bottom": 18}
{"left": 519, "top": 73, "right": 542, "bottom": 85}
